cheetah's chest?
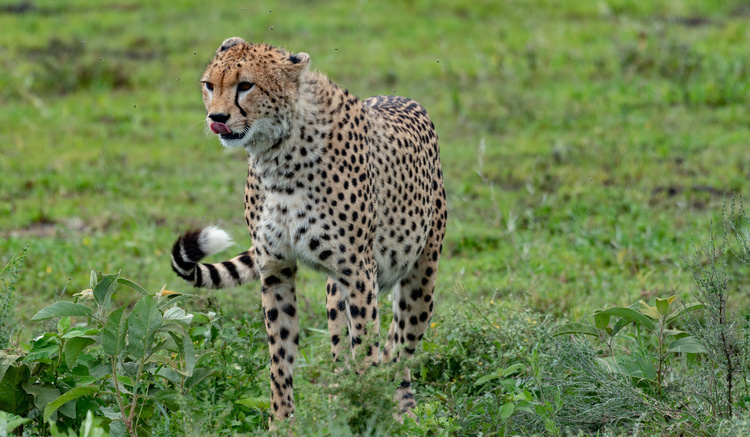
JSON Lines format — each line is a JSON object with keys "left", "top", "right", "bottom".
{"left": 255, "top": 189, "right": 340, "bottom": 272}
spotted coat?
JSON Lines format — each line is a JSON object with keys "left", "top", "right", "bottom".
{"left": 170, "top": 38, "right": 447, "bottom": 422}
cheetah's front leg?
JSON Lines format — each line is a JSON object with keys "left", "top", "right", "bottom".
{"left": 260, "top": 263, "right": 299, "bottom": 421}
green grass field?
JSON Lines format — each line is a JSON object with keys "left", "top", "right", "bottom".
{"left": 3, "top": 0, "right": 750, "bottom": 435}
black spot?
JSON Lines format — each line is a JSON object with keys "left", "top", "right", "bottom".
{"left": 282, "top": 304, "right": 296, "bottom": 317}
{"left": 280, "top": 327, "right": 290, "bottom": 340}
{"left": 409, "top": 316, "right": 418, "bottom": 325}
{"left": 267, "top": 308, "right": 279, "bottom": 322}
{"left": 319, "top": 250, "right": 333, "bottom": 261}
{"left": 265, "top": 275, "right": 281, "bottom": 286}
{"left": 410, "top": 288, "right": 423, "bottom": 300}
{"left": 329, "top": 308, "right": 338, "bottom": 320}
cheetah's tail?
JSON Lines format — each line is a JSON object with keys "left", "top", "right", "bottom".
{"left": 171, "top": 227, "right": 259, "bottom": 289}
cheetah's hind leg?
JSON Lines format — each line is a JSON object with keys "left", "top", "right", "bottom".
{"left": 326, "top": 277, "right": 351, "bottom": 367}
{"left": 383, "top": 252, "right": 440, "bottom": 420}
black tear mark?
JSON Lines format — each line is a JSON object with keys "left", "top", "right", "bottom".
{"left": 235, "top": 90, "right": 247, "bottom": 117}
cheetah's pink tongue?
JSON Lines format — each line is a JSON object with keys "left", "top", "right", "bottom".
{"left": 210, "top": 122, "right": 232, "bottom": 135}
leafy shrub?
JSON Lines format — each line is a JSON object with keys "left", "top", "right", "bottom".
{"left": 554, "top": 296, "right": 704, "bottom": 400}
{"left": 542, "top": 197, "right": 750, "bottom": 435}
{"left": 0, "top": 270, "right": 222, "bottom": 436}
{"left": 159, "top": 309, "right": 269, "bottom": 436}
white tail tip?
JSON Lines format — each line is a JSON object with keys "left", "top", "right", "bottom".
{"left": 198, "top": 226, "right": 233, "bottom": 255}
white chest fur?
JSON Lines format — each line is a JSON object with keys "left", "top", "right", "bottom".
{"left": 254, "top": 172, "right": 342, "bottom": 275}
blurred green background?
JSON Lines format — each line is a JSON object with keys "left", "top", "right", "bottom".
{"left": 2, "top": 0, "right": 750, "bottom": 332}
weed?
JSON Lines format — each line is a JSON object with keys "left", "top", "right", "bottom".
{"left": 684, "top": 196, "right": 750, "bottom": 419}
{"left": 0, "top": 245, "right": 27, "bottom": 349}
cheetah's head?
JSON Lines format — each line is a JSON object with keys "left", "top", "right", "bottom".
{"left": 200, "top": 37, "right": 310, "bottom": 152}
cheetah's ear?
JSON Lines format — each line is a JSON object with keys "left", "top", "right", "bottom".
{"left": 283, "top": 52, "right": 311, "bottom": 76}
{"left": 216, "top": 37, "right": 247, "bottom": 54}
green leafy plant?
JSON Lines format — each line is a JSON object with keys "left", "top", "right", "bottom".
{"left": 50, "top": 410, "right": 111, "bottom": 437}
{"left": 0, "top": 410, "right": 31, "bottom": 435}
{"left": 472, "top": 363, "right": 535, "bottom": 435}
{"left": 555, "top": 296, "right": 704, "bottom": 398}
{"left": 178, "top": 310, "right": 268, "bottom": 436}
{"left": 0, "top": 269, "right": 216, "bottom": 436}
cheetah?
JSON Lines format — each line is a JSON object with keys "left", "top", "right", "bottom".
{"left": 170, "top": 37, "right": 447, "bottom": 422}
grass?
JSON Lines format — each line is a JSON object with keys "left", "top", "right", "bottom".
{"left": 2, "top": 0, "right": 750, "bottom": 434}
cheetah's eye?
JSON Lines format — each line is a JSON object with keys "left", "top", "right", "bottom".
{"left": 204, "top": 82, "right": 214, "bottom": 92}
{"left": 238, "top": 82, "right": 255, "bottom": 92}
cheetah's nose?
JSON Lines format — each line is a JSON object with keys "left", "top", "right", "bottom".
{"left": 210, "top": 122, "right": 232, "bottom": 135}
